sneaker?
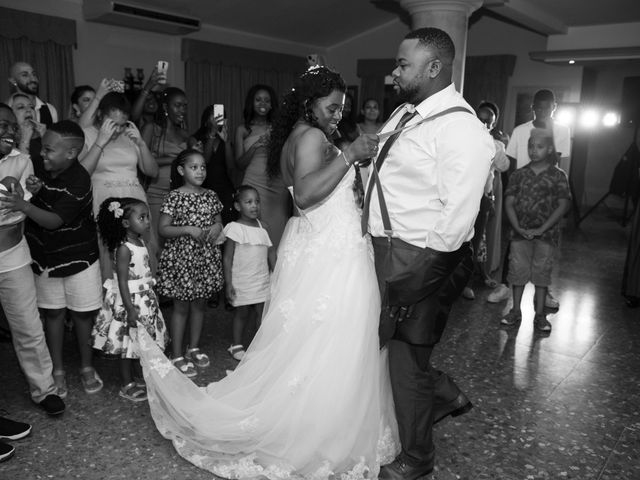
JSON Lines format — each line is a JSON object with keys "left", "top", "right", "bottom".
{"left": 0, "top": 440, "right": 14, "bottom": 462}
{"left": 545, "top": 291, "right": 560, "bottom": 309}
{"left": 185, "top": 347, "right": 210, "bottom": 368}
{"left": 488, "top": 284, "right": 510, "bottom": 303}
{"left": 462, "top": 287, "right": 475, "bottom": 300}
{"left": 227, "top": 344, "right": 245, "bottom": 361}
{"left": 37, "top": 394, "right": 65, "bottom": 416}
{"left": 500, "top": 309, "right": 522, "bottom": 326}
{"left": 171, "top": 356, "right": 197, "bottom": 378}
{"left": 534, "top": 313, "right": 552, "bottom": 332}
{"left": 0, "top": 417, "right": 32, "bottom": 440}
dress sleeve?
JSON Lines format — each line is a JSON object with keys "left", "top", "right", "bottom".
{"left": 160, "top": 190, "right": 177, "bottom": 217}
{"left": 207, "top": 189, "right": 224, "bottom": 216}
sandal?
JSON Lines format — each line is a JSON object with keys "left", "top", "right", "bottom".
{"left": 227, "top": 344, "right": 245, "bottom": 361}
{"left": 171, "top": 356, "right": 197, "bottom": 378}
{"left": 118, "top": 382, "right": 147, "bottom": 402}
{"left": 185, "top": 347, "right": 210, "bottom": 368}
{"left": 53, "top": 370, "right": 68, "bottom": 399}
{"left": 79, "top": 367, "right": 104, "bottom": 394}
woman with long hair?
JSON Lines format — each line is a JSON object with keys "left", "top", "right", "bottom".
{"left": 235, "top": 84, "right": 290, "bottom": 249}
{"left": 142, "top": 87, "right": 189, "bottom": 250}
{"left": 136, "top": 66, "right": 399, "bottom": 479}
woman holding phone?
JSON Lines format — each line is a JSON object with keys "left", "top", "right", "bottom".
{"left": 235, "top": 84, "right": 290, "bottom": 249}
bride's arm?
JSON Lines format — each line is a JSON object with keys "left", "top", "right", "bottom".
{"left": 292, "top": 128, "right": 373, "bottom": 210}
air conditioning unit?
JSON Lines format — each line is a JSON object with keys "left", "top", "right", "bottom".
{"left": 83, "top": 0, "right": 201, "bottom": 35}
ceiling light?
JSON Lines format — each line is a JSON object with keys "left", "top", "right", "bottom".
{"left": 568, "top": 60, "right": 575, "bottom": 64}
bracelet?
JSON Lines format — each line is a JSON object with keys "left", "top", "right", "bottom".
{"left": 95, "top": 143, "right": 105, "bottom": 152}
{"left": 342, "top": 151, "right": 352, "bottom": 168}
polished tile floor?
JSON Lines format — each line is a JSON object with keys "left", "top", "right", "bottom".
{"left": 1, "top": 210, "right": 638, "bottom": 480}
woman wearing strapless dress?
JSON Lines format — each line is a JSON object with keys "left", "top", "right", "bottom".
{"left": 136, "top": 66, "right": 399, "bottom": 479}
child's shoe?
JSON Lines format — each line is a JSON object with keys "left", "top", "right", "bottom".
{"left": 500, "top": 309, "right": 522, "bottom": 326}
{"left": 52, "top": 370, "right": 68, "bottom": 400}
{"left": 545, "top": 291, "right": 560, "bottom": 309}
{"left": 534, "top": 313, "right": 552, "bottom": 332}
{"left": 118, "top": 382, "right": 147, "bottom": 402}
{"left": 171, "top": 356, "right": 197, "bottom": 378}
{"left": 227, "top": 345, "right": 245, "bottom": 361}
{"left": 462, "top": 287, "right": 475, "bottom": 300}
{"left": 79, "top": 367, "right": 104, "bottom": 394}
{"left": 185, "top": 347, "right": 210, "bottom": 368}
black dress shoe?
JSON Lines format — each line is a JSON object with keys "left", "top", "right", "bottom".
{"left": 37, "top": 394, "right": 65, "bottom": 416}
{"left": 433, "top": 391, "right": 472, "bottom": 425}
{"left": 379, "top": 458, "right": 433, "bottom": 480}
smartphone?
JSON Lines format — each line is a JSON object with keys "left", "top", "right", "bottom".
{"left": 213, "top": 104, "right": 224, "bottom": 126}
{"left": 157, "top": 61, "right": 169, "bottom": 84}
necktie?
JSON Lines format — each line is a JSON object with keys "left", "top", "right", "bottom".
{"left": 360, "top": 108, "right": 418, "bottom": 236}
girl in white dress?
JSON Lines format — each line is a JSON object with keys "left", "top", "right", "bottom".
{"left": 136, "top": 66, "right": 399, "bottom": 479}
{"left": 223, "top": 185, "right": 275, "bottom": 361}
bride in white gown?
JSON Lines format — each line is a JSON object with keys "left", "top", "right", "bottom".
{"left": 135, "top": 66, "right": 399, "bottom": 479}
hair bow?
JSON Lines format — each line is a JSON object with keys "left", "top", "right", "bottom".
{"left": 108, "top": 201, "right": 124, "bottom": 219}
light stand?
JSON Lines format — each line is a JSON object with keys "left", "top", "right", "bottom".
{"left": 576, "top": 122, "right": 639, "bottom": 226}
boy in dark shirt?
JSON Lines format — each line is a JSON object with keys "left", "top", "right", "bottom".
{"left": 5, "top": 120, "right": 103, "bottom": 397}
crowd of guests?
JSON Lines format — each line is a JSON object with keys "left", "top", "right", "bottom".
{"left": 1, "top": 55, "right": 633, "bottom": 465}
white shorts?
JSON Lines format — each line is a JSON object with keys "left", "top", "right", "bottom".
{"left": 34, "top": 261, "right": 102, "bottom": 312}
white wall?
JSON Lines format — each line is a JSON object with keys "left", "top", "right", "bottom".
{"left": 548, "top": 22, "right": 640, "bottom": 50}
{"left": 3, "top": 0, "right": 320, "bottom": 91}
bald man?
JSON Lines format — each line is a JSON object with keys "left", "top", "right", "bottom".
{"left": 8, "top": 62, "right": 58, "bottom": 127}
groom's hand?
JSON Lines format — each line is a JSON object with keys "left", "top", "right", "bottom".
{"left": 386, "top": 304, "right": 415, "bottom": 323}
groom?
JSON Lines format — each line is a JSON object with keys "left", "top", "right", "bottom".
{"left": 362, "top": 28, "right": 495, "bottom": 479}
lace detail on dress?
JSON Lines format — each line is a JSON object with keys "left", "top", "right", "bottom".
{"left": 238, "top": 416, "right": 260, "bottom": 433}
{"left": 376, "top": 426, "right": 397, "bottom": 465}
{"left": 311, "top": 295, "right": 331, "bottom": 325}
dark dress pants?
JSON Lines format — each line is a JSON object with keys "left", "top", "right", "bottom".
{"left": 372, "top": 237, "right": 473, "bottom": 466}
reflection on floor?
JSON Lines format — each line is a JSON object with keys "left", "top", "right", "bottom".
{"left": 0, "top": 210, "right": 638, "bottom": 480}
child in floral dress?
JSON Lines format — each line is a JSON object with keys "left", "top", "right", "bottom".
{"left": 156, "top": 149, "right": 224, "bottom": 378}
{"left": 93, "top": 197, "right": 169, "bottom": 401}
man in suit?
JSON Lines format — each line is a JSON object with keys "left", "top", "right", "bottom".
{"left": 362, "top": 27, "right": 495, "bottom": 479}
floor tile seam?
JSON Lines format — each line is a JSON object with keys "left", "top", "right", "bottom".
{"left": 594, "top": 424, "right": 634, "bottom": 480}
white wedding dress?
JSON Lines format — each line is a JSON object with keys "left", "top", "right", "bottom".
{"left": 136, "top": 168, "right": 399, "bottom": 479}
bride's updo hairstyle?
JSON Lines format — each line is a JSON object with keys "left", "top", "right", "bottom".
{"left": 267, "top": 66, "right": 346, "bottom": 178}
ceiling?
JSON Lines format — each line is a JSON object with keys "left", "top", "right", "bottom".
{"left": 124, "top": 0, "right": 640, "bottom": 48}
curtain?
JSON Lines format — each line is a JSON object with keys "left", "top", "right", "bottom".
{"left": 463, "top": 55, "right": 516, "bottom": 131}
{"left": 357, "top": 58, "right": 396, "bottom": 120}
{"left": 0, "top": 7, "right": 76, "bottom": 119}
{"left": 182, "top": 39, "right": 306, "bottom": 135}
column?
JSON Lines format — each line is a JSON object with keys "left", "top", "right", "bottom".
{"left": 399, "top": 0, "right": 483, "bottom": 92}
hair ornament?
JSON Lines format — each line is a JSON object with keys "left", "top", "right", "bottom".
{"left": 108, "top": 201, "right": 124, "bottom": 219}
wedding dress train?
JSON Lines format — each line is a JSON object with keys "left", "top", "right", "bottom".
{"left": 136, "top": 168, "right": 399, "bottom": 479}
